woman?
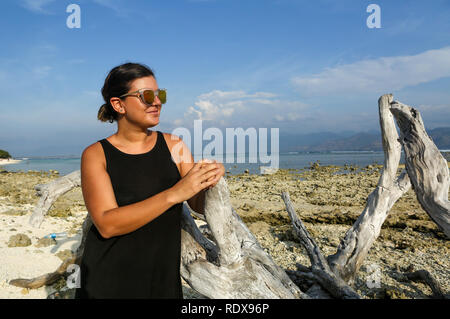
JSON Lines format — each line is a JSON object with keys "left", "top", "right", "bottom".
{"left": 75, "top": 62, "right": 224, "bottom": 299}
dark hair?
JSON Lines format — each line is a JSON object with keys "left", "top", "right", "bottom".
{"left": 98, "top": 62, "right": 155, "bottom": 123}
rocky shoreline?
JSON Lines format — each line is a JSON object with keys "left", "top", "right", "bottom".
{"left": 0, "top": 164, "right": 448, "bottom": 299}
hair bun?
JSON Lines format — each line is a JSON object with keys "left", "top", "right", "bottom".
{"left": 97, "top": 103, "right": 115, "bottom": 123}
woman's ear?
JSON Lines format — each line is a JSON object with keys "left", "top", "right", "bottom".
{"left": 110, "top": 97, "right": 125, "bottom": 114}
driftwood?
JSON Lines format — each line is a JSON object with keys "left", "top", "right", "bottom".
{"left": 29, "top": 170, "right": 81, "bottom": 228}
{"left": 281, "top": 192, "right": 359, "bottom": 299}
{"left": 10, "top": 94, "right": 448, "bottom": 299}
{"left": 9, "top": 257, "right": 77, "bottom": 289}
{"left": 404, "top": 269, "right": 446, "bottom": 299}
{"left": 326, "top": 94, "right": 412, "bottom": 283}
{"left": 179, "top": 180, "right": 307, "bottom": 298}
{"left": 390, "top": 101, "right": 450, "bottom": 237}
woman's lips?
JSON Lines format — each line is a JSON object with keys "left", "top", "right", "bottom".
{"left": 146, "top": 105, "right": 159, "bottom": 114}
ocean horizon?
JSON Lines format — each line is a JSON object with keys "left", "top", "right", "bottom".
{"left": 2, "top": 151, "right": 398, "bottom": 176}
{"left": 3, "top": 150, "right": 448, "bottom": 176}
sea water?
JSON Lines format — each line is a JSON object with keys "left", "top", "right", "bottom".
{"left": 1, "top": 152, "right": 393, "bottom": 176}
{"left": 1, "top": 157, "right": 82, "bottom": 176}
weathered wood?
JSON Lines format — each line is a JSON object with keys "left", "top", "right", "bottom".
{"left": 180, "top": 178, "right": 308, "bottom": 299}
{"left": 202, "top": 180, "right": 242, "bottom": 265}
{"left": 390, "top": 101, "right": 450, "bottom": 237}
{"left": 181, "top": 203, "right": 219, "bottom": 265}
{"left": 404, "top": 269, "right": 447, "bottom": 299}
{"left": 9, "top": 257, "right": 76, "bottom": 289}
{"left": 282, "top": 191, "right": 360, "bottom": 299}
{"left": 29, "top": 170, "right": 81, "bottom": 228}
{"left": 326, "top": 94, "right": 411, "bottom": 283}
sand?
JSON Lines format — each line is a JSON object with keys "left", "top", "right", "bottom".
{"left": 0, "top": 159, "right": 22, "bottom": 166}
{"left": 0, "top": 164, "right": 448, "bottom": 299}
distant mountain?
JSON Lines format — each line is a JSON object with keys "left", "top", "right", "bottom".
{"left": 279, "top": 127, "right": 450, "bottom": 152}
{"left": 428, "top": 127, "right": 450, "bottom": 150}
{"left": 279, "top": 131, "right": 357, "bottom": 152}
{"left": 308, "top": 132, "right": 382, "bottom": 152}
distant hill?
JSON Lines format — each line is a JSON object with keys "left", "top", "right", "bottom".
{"left": 308, "top": 132, "right": 382, "bottom": 152}
{"left": 279, "top": 127, "right": 450, "bottom": 152}
{"left": 428, "top": 127, "right": 450, "bottom": 150}
{"left": 0, "top": 149, "right": 12, "bottom": 159}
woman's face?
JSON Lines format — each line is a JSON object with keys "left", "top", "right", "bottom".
{"left": 120, "top": 76, "right": 162, "bottom": 128}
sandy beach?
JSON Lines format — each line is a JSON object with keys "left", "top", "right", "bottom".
{"left": 0, "top": 159, "right": 22, "bottom": 166}
{"left": 0, "top": 164, "right": 448, "bottom": 299}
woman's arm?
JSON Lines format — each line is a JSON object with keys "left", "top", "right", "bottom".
{"left": 166, "top": 134, "right": 225, "bottom": 214}
{"left": 81, "top": 142, "right": 217, "bottom": 239}
{"left": 186, "top": 160, "right": 225, "bottom": 214}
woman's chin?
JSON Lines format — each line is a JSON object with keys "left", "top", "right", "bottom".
{"left": 144, "top": 118, "right": 159, "bottom": 127}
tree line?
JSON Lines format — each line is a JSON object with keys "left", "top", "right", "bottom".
{"left": 0, "top": 150, "right": 11, "bottom": 159}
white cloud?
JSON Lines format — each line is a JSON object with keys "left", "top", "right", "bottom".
{"left": 174, "top": 90, "right": 308, "bottom": 129}
{"left": 20, "top": 0, "right": 56, "bottom": 14}
{"left": 197, "top": 90, "right": 276, "bottom": 101}
{"left": 292, "top": 46, "right": 450, "bottom": 96}
{"left": 417, "top": 103, "right": 450, "bottom": 115}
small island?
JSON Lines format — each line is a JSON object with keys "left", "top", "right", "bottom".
{"left": 0, "top": 149, "right": 22, "bottom": 166}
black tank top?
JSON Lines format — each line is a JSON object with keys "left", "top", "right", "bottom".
{"left": 75, "top": 130, "right": 183, "bottom": 299}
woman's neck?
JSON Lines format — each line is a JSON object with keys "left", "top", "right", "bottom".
{"left": 115, "top": 121, "right": 154, "bottom": 145}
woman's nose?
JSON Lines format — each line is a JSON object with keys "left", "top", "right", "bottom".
{"left": 154, "top": 94, "right": 161, "bottom": 105}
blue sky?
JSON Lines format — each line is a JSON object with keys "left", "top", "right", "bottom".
{"left": 1, "top": 0, "right": 450, "bottom": 156}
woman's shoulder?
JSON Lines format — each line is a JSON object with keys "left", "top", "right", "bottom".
{"left": 81, "top": 140, "right": 106, "bottom": 164}
{"left": 160, "top": 131, "right": 184, "bottom": 148}
{"left": 160, "top": 131, "right": 181, "bottom": 140}
{"left": 159, "top": 132, "right": 192, "bottom": 177}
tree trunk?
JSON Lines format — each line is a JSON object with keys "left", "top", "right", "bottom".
{"left": 326, "top": 94, "right": 411, "bottom": 283}
{"left": 390, "top": 101, "right": 450, "bottom": 237}
{"left": 29, "top": 170, "right": 81, "bottom": 228}
{"left": 179, "top": 178, "right": 308, "bottom": 298}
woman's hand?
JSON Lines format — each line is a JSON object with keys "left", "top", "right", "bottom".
{"left": 203, "top": 159, "right": 225, "bottom": 189}
{"left": 169, "top": 159, "right": 219, "bottom": 204}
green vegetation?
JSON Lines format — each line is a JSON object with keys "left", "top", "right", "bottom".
{"left": 0, "top": 149, "right": 12, "bottom": 159}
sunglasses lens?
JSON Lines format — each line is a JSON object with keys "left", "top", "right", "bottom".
{"left": 142, "top": 90, "right": 155, "bottom": 104}
{"left": 158, "top": 90, "right": 167, "bottom": 104}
